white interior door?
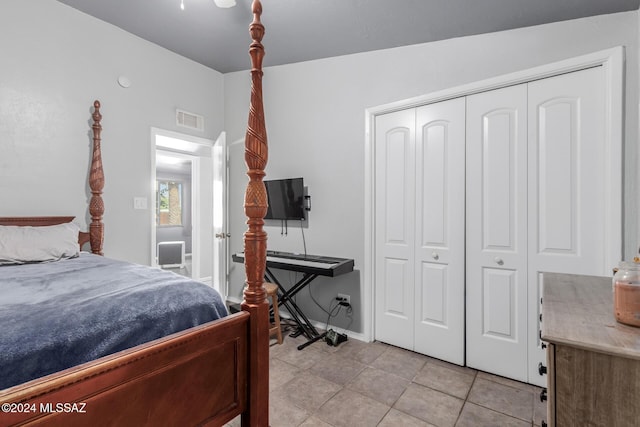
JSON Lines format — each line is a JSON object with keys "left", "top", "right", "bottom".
{"left": 526, "top": 66, "right": 607, "bottom": 385}
{"left": 212, "top": 131, "right": 228, "bottom": 300}
{"left": 374, "top": 108, "right": 416, "bottom": 349}
{"left": 466, "top": 84, "right": 529, "bottom": 382}
{"left": 414, "top": 99, "right": 465, "bottom": 365}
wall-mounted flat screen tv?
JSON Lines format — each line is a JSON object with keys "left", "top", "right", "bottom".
{"left": 264, "top": 177, "right": 305, "bottom": 220}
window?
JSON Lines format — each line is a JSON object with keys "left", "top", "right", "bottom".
{"left": 157, "top": 180, "right": 183, "bottom": 226}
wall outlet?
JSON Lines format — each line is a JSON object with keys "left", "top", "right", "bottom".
{"left": 336, "top": 293, "right": 350, "bottom": 305}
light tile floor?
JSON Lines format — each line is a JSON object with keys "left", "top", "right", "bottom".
{"left": 228, "top": 331, "right": 547, "bottom": 427}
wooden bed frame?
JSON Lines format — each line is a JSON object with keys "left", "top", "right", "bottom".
{"left": 0, "top": 2, "right": 270, "bottom": 426}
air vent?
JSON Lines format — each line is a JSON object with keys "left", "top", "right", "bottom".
{"left": 176, "top": 109, "right": 204, "bottom": 131}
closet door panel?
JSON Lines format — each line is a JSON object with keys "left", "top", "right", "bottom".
{"left": 536, "top": 101, "right": 577, "bottom": 253}
{"left": 419, "top": 263, "right": 446, "bottom": 323}
{"left": 466, "top": 84, "right": 528, "bottom": 382}
{"left": 374, "top": 109, "right": 416, "bottom": 349}
{"left": 528, "top": 66, "right": 606, "bottom": 273}
{"left": 527, "top": 66, "right": 607, "bottom": 385}
{"left": 482, "top": 111, "right": 517, "bottom": 251}
{"left": 414, "top": 98, "right": 465, "bottom": 365}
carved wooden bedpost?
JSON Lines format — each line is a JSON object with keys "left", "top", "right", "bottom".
{"left": 241, "top": 1, "right": 270, "bottom": 426}
{"left": 90, "top": 100, "right": 105, "bottom": 255}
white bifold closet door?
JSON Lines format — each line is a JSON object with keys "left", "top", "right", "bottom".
{"left": 466, "top": 84, "right": 529, "bottom": 382}
{"left": 375, "top": 65, "right": 611, "bottom": 384}
{"left": 374, "top": 108, "right": 416, "bottom": 350}
{"left": 466, "top": 66, "right": 607, "bottom": 383}
{"left": 525, "top": 66, "right": 607, "bottom": 384}
{"left": 375, "top": 98, "right": 465, "bottom": 365}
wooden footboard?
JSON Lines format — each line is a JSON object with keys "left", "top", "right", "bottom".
{"left": 0, "top": 312, "right": 250, "bottom": 426}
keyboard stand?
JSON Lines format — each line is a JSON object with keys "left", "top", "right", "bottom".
{"left": 231, "top": 251, "right": 354, "bottom": 350}
{"left": 296, "top": 330, "right": 328, "bottom": 350}
{"left": 263, "top": 267, "right": 321, "bottom": 345}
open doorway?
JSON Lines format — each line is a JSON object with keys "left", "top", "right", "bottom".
{"left": 150, "top": 128, "right": 227, "bottom": 298}
{"left": 151, "top": 129, "right": 212, "bottom": 284}
{"left": 155, "top": 151, "right": 196, "bottom": 278}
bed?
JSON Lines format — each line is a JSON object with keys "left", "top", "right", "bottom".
{"left": 0, "top": 1, "right": 270, "bottom": 426}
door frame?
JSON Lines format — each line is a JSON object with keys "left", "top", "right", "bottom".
{"left": 150, "top": 127, "right": 215, "bottom": 283}
{"left": 154, "top": 149, "right": 200, "bottom": 277}
{"left": 364, "top": 46, "right": 623, "bottom": 342}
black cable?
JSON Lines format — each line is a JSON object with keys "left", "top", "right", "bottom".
{"left": 308, "top": 281, "right": 333, "bottom": 317}
{"left": 300, "top": 220, "right": 307, "bottom": 257}
{"left": 307, "top": 281, "right": 353, "bottom": 334}
{"left": 325, "top": 300, "right": 342, "bottom": 330}
{"left": 340, "top": 304, "right": 354, "bottom": 333}
{"left": 288, "top": 271, "right": 300, "bottom": 305}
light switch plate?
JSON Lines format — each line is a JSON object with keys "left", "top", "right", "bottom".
{"left": 133, "top": 197, "right": 148, "bottom": 210}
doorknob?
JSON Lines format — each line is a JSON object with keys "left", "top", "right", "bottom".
{"left": 494, "top": 257, "right": 504, "bottom": 265}
{"left": 431, "top": 252, "right": 439, "bottom": 260}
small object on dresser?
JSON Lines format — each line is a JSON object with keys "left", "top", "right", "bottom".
{"left": 612, "top": 261, "right": 640, "bottom": 327}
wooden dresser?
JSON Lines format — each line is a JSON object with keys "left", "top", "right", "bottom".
{"left": 541, "top": 273, "right": 640, "bottom": 426}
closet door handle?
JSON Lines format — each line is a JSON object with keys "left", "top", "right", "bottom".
{"left": 494, "top": 257, "right": 504, "bottom": 265}
{"left": 431, "top": 252, "right": 439, "bottom": 260}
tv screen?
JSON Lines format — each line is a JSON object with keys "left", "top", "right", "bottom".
{"left": 264, "top": 178, "right": 305, "bottom": 220}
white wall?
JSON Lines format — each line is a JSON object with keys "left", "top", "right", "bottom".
{"left": 225, "top": 11, "right": 639, "bottom": 336}
{"left": 0, "top": 0, "right": 224, "bottom": 267}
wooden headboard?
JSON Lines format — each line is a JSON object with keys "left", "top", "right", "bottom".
{"left": 0, "top": 101, "right": 104, "bottom": 255}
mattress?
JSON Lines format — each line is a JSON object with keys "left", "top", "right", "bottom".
{"left": 0, "top": 253, "right": 228, "bottom": 389}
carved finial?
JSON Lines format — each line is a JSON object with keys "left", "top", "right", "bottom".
{"left": 252, "top": 0, "right": 262, "bottom": 15}
{"left": 92, "top": 100, "right": 102, "bottom": 132}
{"left": 250, "top": 0, "right": 264, "bottom": 41}
{"left": 248, "top": 0, "right": 265, "bottom": 73}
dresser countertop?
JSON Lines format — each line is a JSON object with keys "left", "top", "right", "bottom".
{"left": 541, "top": 272, "right": 640, "bottom": 360}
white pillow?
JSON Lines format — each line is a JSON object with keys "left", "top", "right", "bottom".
{"left": 0, "top": 222, "right": 80, "bottom": 265}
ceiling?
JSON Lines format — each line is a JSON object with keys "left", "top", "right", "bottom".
{"left": 156, "top": 153, "right": 192, "bottom": 175}
{"left": 57, "top": 0, "right": 639, "bottom": 73}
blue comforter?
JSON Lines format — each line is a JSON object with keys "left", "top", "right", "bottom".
{"left": 0, "top": 253, "right": 228, "bottom": 389}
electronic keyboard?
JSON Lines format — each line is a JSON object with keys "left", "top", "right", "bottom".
{"left": 232, "top": 251, "right": 354, "bottom": 277}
